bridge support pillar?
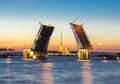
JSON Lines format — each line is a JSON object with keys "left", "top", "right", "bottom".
{"left": 23, "top": 49, "right": 33, "bottom": 58}
{"left": 23, "top": 49, "right": 47, "bottom": 60}
{"left": 78, "top": 49, "right": 89, "bottom": 60}
{"left": 32, "top": 51, "right": 47, "bottom": 60}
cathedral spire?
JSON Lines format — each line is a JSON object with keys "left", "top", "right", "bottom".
{"left": 59, "top": 32, "right": 63, "bottom": 53}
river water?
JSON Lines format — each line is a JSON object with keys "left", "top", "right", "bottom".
{"left": 0, "top": 56, "right": 120, "bottom": 84}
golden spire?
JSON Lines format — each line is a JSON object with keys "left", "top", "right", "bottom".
{"left": 59, "top": 32, "right": 63, "bottom": 53}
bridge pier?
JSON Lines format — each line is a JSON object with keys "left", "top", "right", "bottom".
{"left": 32, "top": 51, "right": 47, "bottom": 60}
{"left": 23, "top": 49, "right": 33, "bottom": 58}
{"left": 78, "top": 49, "right": 89, "bottom": 60}
{"left": 23, "top": 49, "right": 47, "bottom": 60}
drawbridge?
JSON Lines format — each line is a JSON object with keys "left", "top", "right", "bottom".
{"left": 23, "top": 19, "right": 91, "bottom": 60}
{"left": 23, "top": 23, "right": 54, "bottom": 59}
{"left": 70, "top": 19, "right": 92, "bottom": 60}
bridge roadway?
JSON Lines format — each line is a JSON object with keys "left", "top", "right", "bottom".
{"left": 0, "top": 50, "right": 120, "bottom": 57}
{"left": 90, "top": 50, "right": 120, "bottom": 57}
{"left": 0, "top": 50, "right": 23, "bottom": 56}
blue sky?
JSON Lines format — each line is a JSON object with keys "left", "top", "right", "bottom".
{"left": 0, "top": 0, "right": 120, "bottom": 19}
{"left": 0, "top": 0, "right": 120, "bottom": 50}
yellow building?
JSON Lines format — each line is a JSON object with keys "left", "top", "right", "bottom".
{"left": 65, "top": 48, "right": 70, "bottom": 55}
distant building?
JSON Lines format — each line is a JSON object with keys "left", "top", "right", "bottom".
{"left": 64, "top": 48, "right": 70, "bottom": 55}
{"left": 0, "top": 48, "right": 14, "bottom": 51}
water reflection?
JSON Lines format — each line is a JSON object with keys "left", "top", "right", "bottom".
{"left": 81, "top": 61, "right": 93, "bottom": 84}
{"left": 118, "top": 60, "right": 120, "bottom": 62}
{"left": 40, "top": 62, "right": 53, "bottom": 84}
{"left": 5, "top": 58, "right": 12, "bottom": 84}
{"left": 6, "top": 57, "right": 12, "bottom": 63}
{"left": 102, "top": 60, "right": 108, "bottom": 63}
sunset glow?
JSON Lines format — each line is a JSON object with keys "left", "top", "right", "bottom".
{"left": 0, "top": 0, "right": 120, "bottom": 51}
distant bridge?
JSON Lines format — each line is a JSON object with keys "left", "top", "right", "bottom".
{"left": 90, "top": 50, "right": 120, "bottom": 56}
{"left": 0, "top": 50, "right": 23, "bottom": 57}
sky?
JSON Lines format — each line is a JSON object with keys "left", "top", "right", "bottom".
{"left": 0, "top": 0, "right": 120, "bottom": 50}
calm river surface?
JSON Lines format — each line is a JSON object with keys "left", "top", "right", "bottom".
{"left": 0, "top": 56, "right": 120, "bottom": 84}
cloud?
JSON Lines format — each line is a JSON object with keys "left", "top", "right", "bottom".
{"left": 0, "top": 0, "right": 35, "bottom": 6}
